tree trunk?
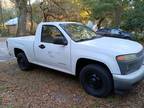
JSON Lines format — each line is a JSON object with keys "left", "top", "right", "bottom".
{"left": 28, "top": 0, "right": 33, "bottom": 34}
{"left": 97, "top": 18, "right": 105, "bottom": 29}
{"left": 40, "top": 2, "right": 47, "bottom": 22}
{"left": 43, "top": 13, "right": 47, "bottom": 21}
{"left": 114, "top": 6, "right": 122, "bottom": 27}
{"left": 16, "top": 0, "right": 27, "bottom": 36}
{"left": 0, "top": 1, "right": 4, "bottom": 28}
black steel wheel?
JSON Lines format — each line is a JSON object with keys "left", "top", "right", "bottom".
{"left": 80, "top": 64, "right": 113, "bottom": 97}
{"left": 17, "top": 52, "right": 31, "bottom": 71}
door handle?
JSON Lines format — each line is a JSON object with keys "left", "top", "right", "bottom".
{"left": 39, "top": 44, "right": 45, "bottom": 49}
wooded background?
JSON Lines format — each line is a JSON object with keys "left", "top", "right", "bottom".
{"left": 0, "top": 0, "right": 144, "bottom": 40}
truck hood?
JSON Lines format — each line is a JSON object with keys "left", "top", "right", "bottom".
{"left": 79, "top": 37, "right": 143, "bottom": 55}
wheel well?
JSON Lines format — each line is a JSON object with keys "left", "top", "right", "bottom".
{"left": 76, "top": 58, "right": 111, "bottom": 77}
{"left": 14, "top": 48, "right": 24, "bottom": 57}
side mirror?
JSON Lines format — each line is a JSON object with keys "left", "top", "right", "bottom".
{"left": 53, "top": 36, "right": 68, "bottom": 45}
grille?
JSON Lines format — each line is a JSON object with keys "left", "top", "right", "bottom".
{"left": 126, "top": 56, "right": 144, "bottom": 74}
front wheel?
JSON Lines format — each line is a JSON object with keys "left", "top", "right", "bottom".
{"left": 80, "top": 64, "right": 113, "bottom": 97}
{"left": 17, "top": 52, "right": 31, "bottom": 71}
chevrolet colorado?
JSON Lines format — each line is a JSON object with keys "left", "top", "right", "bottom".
{"left": 7, "top": 22, "right": 144, "bottom": 97}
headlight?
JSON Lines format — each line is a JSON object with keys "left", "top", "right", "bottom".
{"left": 116, "top": 54, "right": 137, "bottom": 62}
{"left": 116, "top": 53, "right": 144, "bottom": 75}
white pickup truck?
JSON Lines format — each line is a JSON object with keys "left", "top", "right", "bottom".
{"left": 7, "top": 22, "right": 144, "bottom": 97}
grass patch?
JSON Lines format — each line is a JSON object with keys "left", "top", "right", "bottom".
{"left": 71, "top": 106, "right": 79, "bottom": 108}
{"left": 90, "top": 102, "right": 101, "bottom": 108}
{"left": 0, "top": 96, "right": 2, "bottom": 105}
{"left": 6, "top": 105, "right": 14, "bottom": 108}
{"left": 0, "top": 85, "right": 7, "bottom": 92}
{"left": 106, "top": 95, "right": 120, "bottom": 103}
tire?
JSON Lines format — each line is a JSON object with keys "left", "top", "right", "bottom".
{"left": 79, "top": 64, "right": 113, "bottom": 97}
{"left": 17, "top": 52, "right": 31, "bottom": 71}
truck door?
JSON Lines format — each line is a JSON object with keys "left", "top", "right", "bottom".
{"left": 35, "top": 25, "right": 71, "bottom": 72}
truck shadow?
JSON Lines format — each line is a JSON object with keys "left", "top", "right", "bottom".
{"left": 32, "top": 64, "right": 78, "bottom": 80}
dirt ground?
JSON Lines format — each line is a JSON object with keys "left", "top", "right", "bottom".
{"left": 0, "top": 61, "right": 143, "bottom": 108}
{"left": 0, "top": 38, "right": 144, "bottom": 108}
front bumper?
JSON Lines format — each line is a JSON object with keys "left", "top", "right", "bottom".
{"left": 113, "top": 65, "right": 144, "bottom": 91}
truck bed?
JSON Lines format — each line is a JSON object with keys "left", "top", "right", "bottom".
{"left": 8, "top": 35, "right": 35, "bottom": 43}
{"left": 7, "top": 35, "right": 35, "bottom": 61}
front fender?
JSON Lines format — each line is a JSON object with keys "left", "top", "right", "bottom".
{"left": 71, "top": 52, "right": 121, "bottom": 75}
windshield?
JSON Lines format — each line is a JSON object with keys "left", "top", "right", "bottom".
{"left": 60, "top": 23, "right": 100, "bottom": 42}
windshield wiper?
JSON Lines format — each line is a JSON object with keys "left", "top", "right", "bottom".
{"left": 76, "top": 38, "right": 89, "bottom": 42}
{"left": 76, "top": 36, "right": 97, "bottom": 42}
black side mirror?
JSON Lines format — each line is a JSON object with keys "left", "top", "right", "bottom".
{"left": 53, "top": 36, "right": 68, "bottom": 45}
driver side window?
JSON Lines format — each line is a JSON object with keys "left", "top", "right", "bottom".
{"left": 41, "top": 25, "right": 63, "bottom": 43}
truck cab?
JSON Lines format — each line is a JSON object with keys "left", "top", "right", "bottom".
{"left": 34, "top": 22, "right": 72, "bottom": 74}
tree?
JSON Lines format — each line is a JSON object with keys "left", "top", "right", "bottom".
{"left": 10, "top": 0, "right": 28, "bottom": 36}
{"left": 32, "top": 1, "right": 43, "bottom": 23}
{"left": 39, "top": 0, "right": 81, "bottom": 21}
{"left": 27, "top": 0, "right": 33, "bottom": 34}
{"left": 0, "top": 0, "right": 4, "bottom": 28}
{"left": 16, "top": 0, "right": 28, "bottom": 36}
{"left": 81, "top": 0, "right": 130, "bottom": 28}
{"left": 122, "top": 0, "right": 144, "bottom": 32}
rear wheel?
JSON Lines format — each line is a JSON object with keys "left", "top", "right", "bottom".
{"left": 17, "top": 52, "right": 31, "bottom": 71}
{"left": 80, "top": 64, "right": 113, "bottom": 97}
